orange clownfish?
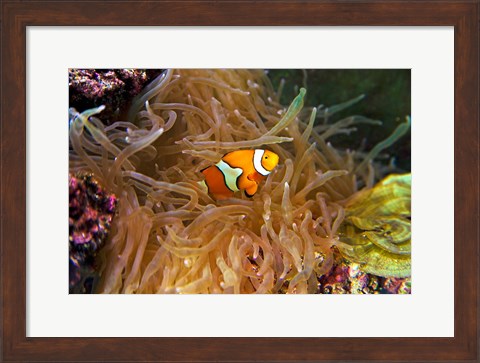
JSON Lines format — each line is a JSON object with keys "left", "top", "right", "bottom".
{"left": 198, "top": 149, "right": 279, "bottom": 200}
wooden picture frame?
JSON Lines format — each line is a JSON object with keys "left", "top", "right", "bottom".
{"left": 1, "top": 1, "right": 478, "bottom": 361}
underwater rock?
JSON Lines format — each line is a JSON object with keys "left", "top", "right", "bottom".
{"left": 319, "top": 257, "right": 380, "bottom": 294}
{"left": 69, "top": 173, "right": 117, "bottom": 293}
{"left": 69, "top": 69, "right": 163, "bottom": 123}
{"left": 381, "top": 276, "right": 411, "bottom": 294}
{"left": 337, "top": 174, "right": 411, "bottom": 278}
{"left": 319, "top": 255, "right": 411, "bottom": 294}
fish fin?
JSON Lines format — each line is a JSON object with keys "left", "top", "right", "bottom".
{"left": 247, "top": 172, "right": 263, "bottom": 183}
{"left": 245, "top": 183, "right": 258, "bottom": 197}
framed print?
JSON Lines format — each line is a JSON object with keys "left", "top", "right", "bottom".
{"left": 1, "top": 1, "right": 478, "bottom": 361}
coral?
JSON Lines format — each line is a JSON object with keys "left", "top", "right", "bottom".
{"left": 319, "top": 255, "right": 411, "bottom": 294}
{"left": 69, "top": 69, "right": 163, "bottom": 123}
{"left": 337, "top": 173, "right": 411, "bottom": 278}
{"left": 381, "top": 276, "right": 411, "bottom": 294}
{"left": 319, "top": 257, "right": 380, "bottom": 294}
{"left": 68, "top": 69, "right": 410, "bottom": 294}
{"left": 69, "top": 173, "right": 117, "bottom": 293}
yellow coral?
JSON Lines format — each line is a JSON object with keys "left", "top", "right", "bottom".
{"left": 337, "top": 174, "right": 411, "bottom": 278}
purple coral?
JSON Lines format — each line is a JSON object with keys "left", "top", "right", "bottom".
{"left": 380, "top": 277, "right": 411, "bottom": 294}
{"left": 319, "top": 261, "right": 380, "bottom": 294}
{"left": 318, "top": 256, "right": 410, "bottom": 294}
{"left": 69, "top": 69, "right": 163, "bottom": 124}
{"left": 69, "top": 173, "right": 117, "bottom": 293}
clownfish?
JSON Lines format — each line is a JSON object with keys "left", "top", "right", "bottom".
{"left": 198, "top": 149, "right": 279, "bottom": 200}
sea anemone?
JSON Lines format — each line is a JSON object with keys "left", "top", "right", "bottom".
{"left": 69, "top": 69, "right": 410, "bottom": 294}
